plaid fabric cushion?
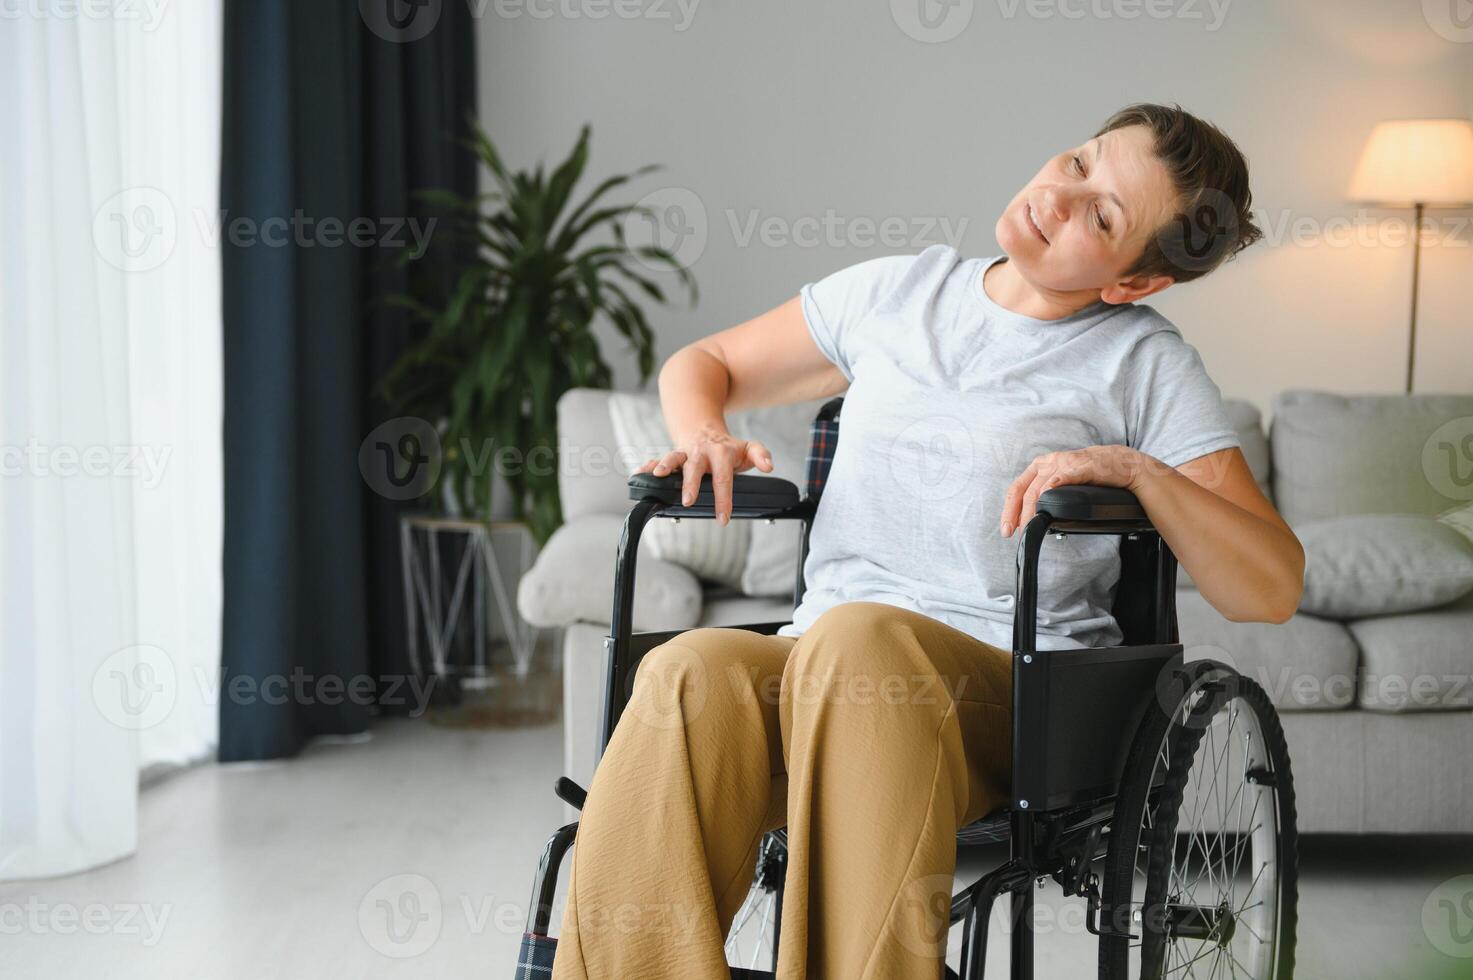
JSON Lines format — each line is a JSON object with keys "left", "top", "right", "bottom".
{"left": 804, "top": 397, "right": 844, "bottom": 499}
{"left": 514, "top": 932, "right": 557, "bottom": 977}
{"left": 804, "top": 418, "right": 838, "bottom": 499}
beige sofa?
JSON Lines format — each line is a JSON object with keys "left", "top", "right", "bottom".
{"left": 519, "top": 387, "right": 1473, "bottom": 832}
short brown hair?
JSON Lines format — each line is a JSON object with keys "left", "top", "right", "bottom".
{"left": 1095, "top": 102, "right": 1263, "bottom": 284}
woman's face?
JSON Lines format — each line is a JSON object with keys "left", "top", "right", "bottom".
{"left": 994, "top": 124, "right": 1181, "bottom": 295}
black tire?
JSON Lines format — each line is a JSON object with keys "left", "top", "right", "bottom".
{"left": 1099, "top": 664, "right": 1298, "bottom": 979}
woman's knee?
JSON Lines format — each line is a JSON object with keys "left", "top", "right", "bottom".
{"left": 792, "top": 602, "right": 928, "bottom": 671}
{"left": 629, "top": 629, "right": 781, "bottom": 731}
{"left": 785, "top": 603, "right": 943, "bottom": 709}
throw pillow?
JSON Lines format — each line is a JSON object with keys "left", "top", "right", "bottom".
{"left": 1296, "top": 513, "right": 1473, "bottom": 618}
{"left": 607, "top": 392, "right": 831, "bottom": 594}
{"left": 736, "top": 399, "right": 828, "bottom": 596}
{"left": 608, "top": 393, "right": 750, "bottom": 589}
{"left": 1438, "top": 501, "right": 1473, "bottom": 548}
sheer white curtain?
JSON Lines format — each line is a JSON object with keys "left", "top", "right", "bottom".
{"left": 0, "top": 1, "right": 223, "bottom": 878}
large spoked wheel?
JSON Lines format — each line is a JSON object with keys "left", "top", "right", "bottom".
{"left": 725, "top": 829, "right": 787, "bottom": 973}
{"left": 1100, "top": 662, "right": 1298, "bottom": 980}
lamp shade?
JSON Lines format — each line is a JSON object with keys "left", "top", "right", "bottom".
{"left": 1346, "top": 118, "right": 1473, "bottom": 207}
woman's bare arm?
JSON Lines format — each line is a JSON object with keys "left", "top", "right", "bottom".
{"left": 634, "top": 296, "right": 849, "bottom": 523}
{"left": 999, "top": 445, "right": 1305, "bottom": 624}
{"left": 657, "top": 296, "right": 848, "bottom": 444}
{"left": 1132, "top": 448, "right": 1304, "bottom": 623}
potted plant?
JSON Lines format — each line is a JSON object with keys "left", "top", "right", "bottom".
{"left": 381, "top": 119, "right": 696, "bottom": 546}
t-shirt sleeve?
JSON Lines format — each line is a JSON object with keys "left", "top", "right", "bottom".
{"left": 798, "top": 254, "right": 920, "bottom": 383}
{"left": 1123, "top": 329, "right": 1241, "bottom": 469}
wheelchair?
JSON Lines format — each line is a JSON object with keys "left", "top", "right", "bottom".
{"left": 516, "top": 396, "right": 1299, "bottom": 980}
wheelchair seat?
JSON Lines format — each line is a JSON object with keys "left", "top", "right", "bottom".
{"left": 763, "top": 808, "right": 1013, "bottom": 855}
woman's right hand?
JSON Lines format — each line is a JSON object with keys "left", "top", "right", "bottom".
{"left": 632, "top": 429, "right": 774, "bottom": 525}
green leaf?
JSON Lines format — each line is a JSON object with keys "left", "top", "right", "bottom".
{"left": 542, "top": 124, "right": 591, "bottom": 237}
{"left": 375, "top": 120, "right": 696, "bottom": 528}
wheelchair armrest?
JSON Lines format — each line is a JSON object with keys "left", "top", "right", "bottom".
{"left": 1036, "top": 485, "right": 1148, "bottom": 524}
{"left": 627, "top": 472, "right": 803, "bottom": 516}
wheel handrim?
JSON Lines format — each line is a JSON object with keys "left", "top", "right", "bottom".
{"left": 1130, "top": 681, "right": 1284, "bottom": 979}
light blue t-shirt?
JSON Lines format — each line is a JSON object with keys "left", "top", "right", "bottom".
{"left": 776, "top": 245, "right": 1240, "bottom": 651}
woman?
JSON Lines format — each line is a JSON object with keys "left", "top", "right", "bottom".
{"left": 550, "top": 103, "right": 1305, "bottom": 980}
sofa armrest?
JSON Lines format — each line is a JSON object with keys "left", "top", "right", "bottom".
{"left": 516, "top": 513, "right": 704, "bottom": 631}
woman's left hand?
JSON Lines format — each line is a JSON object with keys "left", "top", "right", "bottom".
{"left": 999, "top": 445, "right": 1159, "bottom": 537}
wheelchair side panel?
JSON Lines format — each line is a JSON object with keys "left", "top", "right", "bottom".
{"left": 1012, "top": 644, "right": 1183, "bottom": 812}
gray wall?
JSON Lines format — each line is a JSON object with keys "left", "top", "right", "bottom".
{"left": 476, "top": 0, "right": 1473, "bottom": 415}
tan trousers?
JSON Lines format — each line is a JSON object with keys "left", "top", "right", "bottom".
{"left": 550, "top": 601, "right": 1014, "bottom": 980}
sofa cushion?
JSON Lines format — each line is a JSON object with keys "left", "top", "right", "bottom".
{"left": 1350, "top": 593, "right": 1473, "bottom": 712}
{"left": 1269, "top": 390, "right": 1473, "bottom": 524}
{"left": 516, "top": 514, "right": 703, "bottom": 631}
{"left": 1297, "top": 513, "right": 1473, "bottom": 617}
{"left": 557, "top": 388, "right": 634, "bottom": 521}
{"left": 1175, "top": 589, "right": 1358, "bottom": 711}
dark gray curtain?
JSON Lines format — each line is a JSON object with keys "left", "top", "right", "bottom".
{"left": 219, "top": 0, "right": 477, "bottom": 760}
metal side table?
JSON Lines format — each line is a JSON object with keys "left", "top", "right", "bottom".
{"left": 398, "top": 516, "right": 560, "bottom": 726}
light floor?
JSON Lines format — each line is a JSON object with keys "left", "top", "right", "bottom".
{"left": 2, "top": 716, "right": 1468, "bottom": 979}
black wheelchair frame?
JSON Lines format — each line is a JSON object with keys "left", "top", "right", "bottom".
{"left": 517, "top": 395, "right": 1295, "bottom": 980}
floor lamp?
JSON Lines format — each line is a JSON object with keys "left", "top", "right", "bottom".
{"left": 1347, "top": 118, "right": 1473, "bottom": 393}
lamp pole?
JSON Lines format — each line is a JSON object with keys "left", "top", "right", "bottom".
{"left": 1405, "top": 201, "right": 1424, "bottom": 395}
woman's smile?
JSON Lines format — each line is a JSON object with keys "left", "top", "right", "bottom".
{"left": 1025, "top": 201, "right": 1050, "bottom": 244}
